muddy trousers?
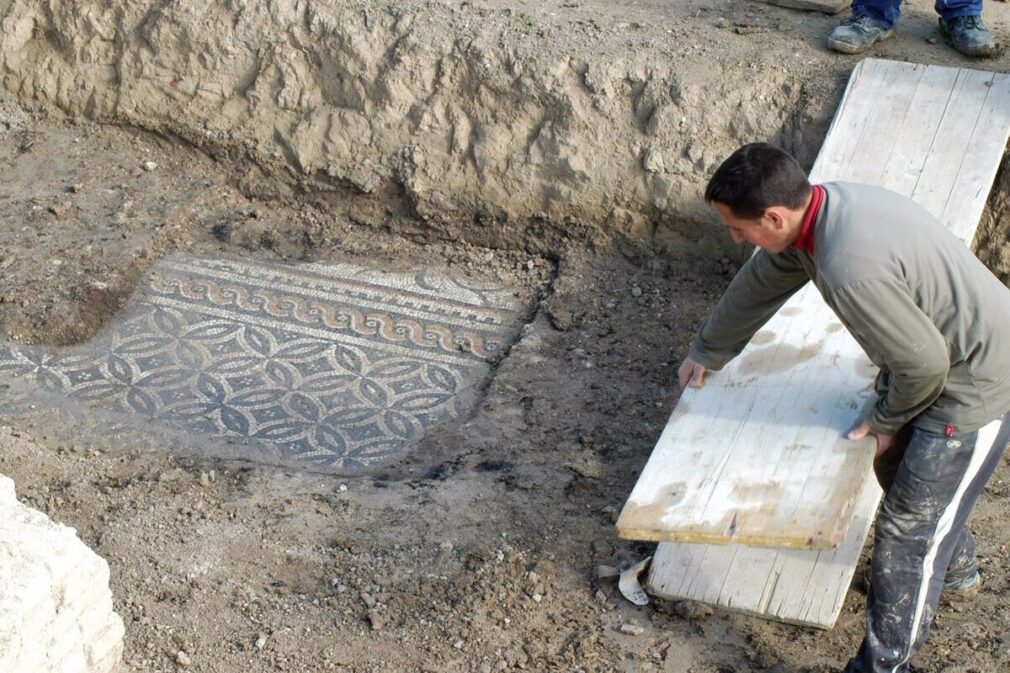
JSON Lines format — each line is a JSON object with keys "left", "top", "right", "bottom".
{"left": 852, "top": 0, "right": 982, "bottom": 29}
{"left": 842, "top": 412, "right": 1010, "bottom": 673}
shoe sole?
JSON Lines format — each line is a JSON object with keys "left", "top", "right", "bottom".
{"left": 827, "top": 30, "right": 895, "bottom": 55}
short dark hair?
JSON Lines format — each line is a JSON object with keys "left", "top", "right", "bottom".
{"left": 704, "top": 143, "right": 811, "bottom": 219}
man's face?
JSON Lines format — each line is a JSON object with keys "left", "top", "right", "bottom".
{"left": 711, "top": 202, "right": 791, "bottom": 254}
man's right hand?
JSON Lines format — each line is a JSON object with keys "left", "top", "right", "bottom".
{"left": 678, "top": 357, "right": 707, "bottom": 390}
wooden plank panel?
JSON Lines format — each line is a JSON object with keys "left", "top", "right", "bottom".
{"left": 940, "top": 73, "right": 1010, "bottom": 245}
{"left": 625, "top": 58, "right": 1010, "bottom": 628}
{"left": 616, "top": 319, "right": 877, "bottom": 549}
{"left": 810, "top": 59, "right": 893, "bottom": 181}
{"left": 820, "top": 60, "right": 923, "bottom": 185}
{"left": 752, "top": 0, "right": 851, "bottom": 14}
{"left": 911, "top": 68, "right": 994, "bottom": 224}
{"left": 649, "top": 472, "right": 880, "bottom": 628}
{"left": 648, "top": 419, "right": 1004, "bottom": 628}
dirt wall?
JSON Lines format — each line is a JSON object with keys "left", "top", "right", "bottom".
{"left": 0, "top": 0, "right": 834, "bottom": 254}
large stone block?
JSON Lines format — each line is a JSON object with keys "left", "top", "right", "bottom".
{"left": 0, "top": 475, "right": 124, "bottom": 673}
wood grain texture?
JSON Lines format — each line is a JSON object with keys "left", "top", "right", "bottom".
{"left": 751, "top": 0, "right": 851, "bottom": 14}
{"left": 624, "top": 58, "right": 1010, "bottom": 627}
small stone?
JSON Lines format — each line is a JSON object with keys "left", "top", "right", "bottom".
{"left": 367, "top": 607, "right": 385, "bottom": 630}
{"left": 70, "top": 183, "right": 83, "bottom": 193}
{"left": 673, "top": 600, "right": 714, "bottom": 620}
{"left": 531, "top": 593, "right": 542, "bottom": 603}
{"left": 595, "top": 564, "right": 620, "bottom": 579}
{"left": 526, "top": 260, "right": 535, "bottom": 271}
{"left": 142, "top": 160, "right": 158, "bottom": 171}
{"left": 453, "top": 639, "right": 464, "bottom": 649}
{"left": 255, "top": 634, "right": 267, "bottom": 649}
{"left": 436, "top": 541, "right": 454, "bottom": 563}
{"left": 361, "top": 592, "right": 377, "bottom": 608}
{"left": 620, "top": 623, "right": 645, "bottom": 636}
{"left": 926, "top": 37, "right": 938, "bottom": 44}
{"left": 337, "top": 484, "right": 348, "bottom": 492}
{"left": 630, "top": 286, "right": 643, "bottom": 297}
{"left": 590, "top": 539, "right": 614, "bottom": 557}
{"left": 48, "top": 202, "right": 70, "bottom": 216}
{"left": 199, "top": 472, "right": 212, "bottom": 488}
{"left": 176, "top": 650, "right": 191, "bottom": 666}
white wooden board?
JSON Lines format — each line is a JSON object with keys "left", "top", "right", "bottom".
{"left": 621, "top": 59, "right": 1010, "bottom": 627}
{"left": 648, "top": 419, "right": 1004, "bottom": 628}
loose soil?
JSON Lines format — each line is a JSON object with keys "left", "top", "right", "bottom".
{"left": 2, "top": 1, "right": 1010, "bottom": 673}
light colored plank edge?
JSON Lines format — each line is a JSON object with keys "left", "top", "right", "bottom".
{"left": 752, "top": 0, "right": 851, "bottom": 14}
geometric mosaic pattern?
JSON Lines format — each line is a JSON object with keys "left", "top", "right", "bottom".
{"left": 0, "top": 257, "right": 528, "bottom": 473}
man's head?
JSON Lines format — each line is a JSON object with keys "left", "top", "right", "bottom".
{"left": 704, "top": 143, "right": 812, "bottom": 253}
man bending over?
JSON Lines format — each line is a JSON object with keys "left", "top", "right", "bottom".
{"left": 680, "top": 142, "right": 1010, "bottom": 673}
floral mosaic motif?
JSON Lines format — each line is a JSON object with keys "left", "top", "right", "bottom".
{"left": 0, "top": 257, "right": 526, "bottom": 472}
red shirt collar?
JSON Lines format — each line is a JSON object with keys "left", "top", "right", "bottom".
{"left": 791, "top": 184, "right": 824, "bottom": 255}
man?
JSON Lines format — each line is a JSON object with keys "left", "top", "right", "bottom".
{"left": 827, "top": 0, "right": 995, "bottom": 57}
{"left": 679, "top": 142, "right": 1010, "bottom": 673}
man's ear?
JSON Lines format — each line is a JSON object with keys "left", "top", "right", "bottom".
{"left": 762, "top": 206, "right": 788, "bottom": 230}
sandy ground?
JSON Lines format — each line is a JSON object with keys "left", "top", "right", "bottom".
{"left": 2, "top": 1, "right": 1010, "bottom": 672}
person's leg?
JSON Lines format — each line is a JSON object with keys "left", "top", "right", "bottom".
{"left": 943, "top": 527, "right": 978, "bottom": 587}
{"left": 872, "top": 426, "right": 978, "bottom": 589}
{"left": 853, "top": 0, "right": 903, "bottom": 28}
{"left": 844, "top": 414, "right": 1010, "bottom": 673}
{"left": 935, "top": 0, "right": 983, "bottom": 20}
{"left": 935, "top": 0, "right": 995, "bottom": 56}
{"left": 828, "top": 0, "right": 900, "bottom": 54}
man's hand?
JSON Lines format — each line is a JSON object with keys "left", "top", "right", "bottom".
{"left": 678, "top": 357, "right": 707, "bottom": 390}
{"left": 847, "top": 421, "right": 895, "bottom": 455}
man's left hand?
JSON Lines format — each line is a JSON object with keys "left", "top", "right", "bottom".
{"left": 847, "top": 421, "right": 895, "bottom": 455}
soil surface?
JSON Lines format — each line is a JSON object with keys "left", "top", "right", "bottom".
{"left": 2, "top": 2, "right": 1010, "bottom": 673}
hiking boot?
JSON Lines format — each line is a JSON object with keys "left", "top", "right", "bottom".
{"left": 827, "top": 14, "right": 895, "bottom": 54}
{"left": 938, "top": 16, "right": 996, "bottom": 58}
{"left": 942, "top": 570, "right": 981, "bottom": 599}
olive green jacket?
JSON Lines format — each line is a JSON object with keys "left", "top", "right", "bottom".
{"left": 689, "top": 181, "right": 1010, "bottom": 434}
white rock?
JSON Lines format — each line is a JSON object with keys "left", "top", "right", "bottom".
{"left": 620, "top": 623, "right": 645, "bottom": 636}
{"left": 0, "top": 475, "right": 124, "bottom": 673}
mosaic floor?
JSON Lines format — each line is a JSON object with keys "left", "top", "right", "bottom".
{"left": 0, "top": 257, "right": 528, "bottom": 472}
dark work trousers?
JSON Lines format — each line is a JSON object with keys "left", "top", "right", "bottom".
{"left": 852, "top": 0, "right": 982, "bottom": 29}
{"left": 843, "top": 412, "right": 1010, "bottom": 673}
